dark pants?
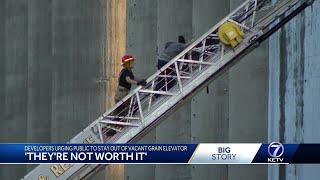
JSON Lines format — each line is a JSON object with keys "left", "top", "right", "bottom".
{"left": 155, "top": 59, "right": 176, "bottom": 94}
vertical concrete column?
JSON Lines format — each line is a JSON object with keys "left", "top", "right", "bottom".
{"left": 0, "top": 0, "right": 28, "bottom": 179}
{"left": 27, "top": 0, "right": 52, "bottom": 143}
{"left": 280, "top": 13, "right": 305, "bottom": 180}
{"left": 296, "top": 1, "right": 320, "bottom": 179}
{"left": 300, "top": 3, "right": 320, "bottom": 178}
{"left": 267, "top": 16, "right": 281, "bottom": 180}
{"left": 104, "top": 0, "right": 126, "bottom": 179}
{"left": 26, "top": 0, "right": 53, "bottom": 173}
{"left": 155, "top": 1, "right": 192, "bottom": 180}
{"left": 269, "top": 1, "right": 320, "bottom": 179}
{"left": 51, "top": 0, "right": 105, "bottom": 143}
{"left": 124, "top": 0, "right": 157, "bottom": 180}
{"left": 51, "top": 0, "right": 78, "bottom": 142}
{"left": 0, "top": 0, "right": 5, "bottom": 141}
{"left": 191, "top": 0, "right": 229, "bottom": 179}
{"left": 51, "top": 1, "right": 106, "bottom": 179}
{"left": 228, "top": 0, "right": 268, "bottom": 180}
{"left": 127, "top": 1, "right": 158, "bottom": 77}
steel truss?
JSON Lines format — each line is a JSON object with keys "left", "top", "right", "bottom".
{"left": 22, "top": 0, "right": 314, "bottom": 179}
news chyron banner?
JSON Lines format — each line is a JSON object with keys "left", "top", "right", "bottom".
{"left": 0, "top": 143, "right": 319, "bottom": 164}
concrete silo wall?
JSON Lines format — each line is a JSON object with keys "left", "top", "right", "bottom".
{"left": 0, "top": 0, "right": 108, "bottom": 179}
{"left": 2, "top": 0, "right": 319, "bottom": 179}
{"left": 124, "top": 0, "right": 268, "bottom": 180}
{"left": 268, "top": 1, "right": 320, "bottom": 179}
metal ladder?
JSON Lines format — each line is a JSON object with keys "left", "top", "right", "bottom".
{"left": 22, "top": 0, "right": 314, "bottom": 179}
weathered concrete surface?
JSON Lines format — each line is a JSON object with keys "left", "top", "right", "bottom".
{"left": 190, "top": 74, "right": 229, "bottom": 179}
{"left": 104, "top": 0, "right": 126, "bottom": 179}
{"left": 156, "top": 0, "right": 193, "bottom": 53}
{"left": 0, "top": 0, "right": 28, "bottom": 179}
{"left": 191, "top": 0, "right": 229, "bottom": 179}
{"left": 268, "top": 1, "right": 320, "bottom": 179}
{"left": 125, "top": 133, "right": 156, "bottom": 180}
{"left": 192, "top": 0, "right": 229, "bottom": 36}
{"left": 124, "top": 0, "right": 267, "bottom": 179}
{"left": 25, "top": 0, "right": 53, "bottom": 173}
{"left": 50, "top": 1, "right": 106, "bottom": 176}
{"left": 104, "top": 0, "right": 126, "bottom": 109}
{"left": 127, "top": 0, "right": 158, "bottom": 78}
{"left": 124, "top": 0, "right": 157, "bottom": 180}
{"left": 228, "top": 0, "right": 268, "bottom": 180}
{"left": 155, "top": 103, "right": 192, "bottom": 180}
{"left": 27, "top": 0, "right": 52, "bottom": 144}
{"left": 155, "top": 1, "right": 193, "bottom": 180}
{"left": 51, "top": 0, "right": 105, "bottom": 143}
{"left": 51, "top": 1, "right": 106, "bottom": 178}
{"left": 0, "top": 0, "right": 107, "bottom": 179}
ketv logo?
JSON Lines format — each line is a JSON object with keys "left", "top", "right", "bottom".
{"left": 268, "top": 142, "right": 284, "bottom": 163}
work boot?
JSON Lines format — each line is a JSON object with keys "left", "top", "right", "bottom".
{"left": 106, "top": 129, "right": 117, "bottom": 137}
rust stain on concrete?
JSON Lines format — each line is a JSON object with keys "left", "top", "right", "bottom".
{"left": 103, "top": 0, "right": 126, "bottom": 179}
{"left": 103, "top": 0, "right": 126, "bottom": 109}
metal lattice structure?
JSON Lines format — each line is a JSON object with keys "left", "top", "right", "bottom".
{"left": 22, "top": 0, "right": 314, "bottom": 179}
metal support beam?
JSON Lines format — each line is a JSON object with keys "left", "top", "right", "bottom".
{"left": 100, "top": 120, "right": 140, "bottom": 127}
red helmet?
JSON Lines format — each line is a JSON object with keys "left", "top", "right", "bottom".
{"left": 122, "top": 54, "right": 134, "bottom": 65}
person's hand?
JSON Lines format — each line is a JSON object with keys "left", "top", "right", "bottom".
{"left": 137, "top": 79, "right": 147, "bottom": 86}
